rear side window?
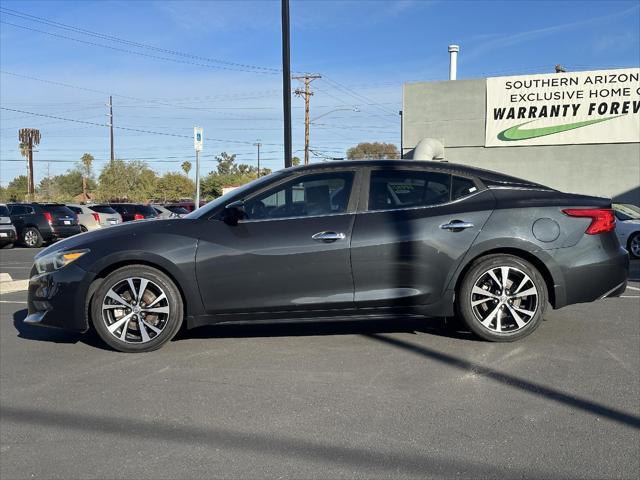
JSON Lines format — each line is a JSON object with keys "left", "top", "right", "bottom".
{"left": 166, "top": 206, "right": 189, "bottom": 215}
{"left": 451, "top": 176, "right": 478, "bottom": 201}
{"left": 89, "top": 205, "right": 117, "bottom": 214}
{"left": 368, "top": 170, "right": 451, "bottom": 211}
{"left": 0, "top": 205, "right": 10, "bottom": 216}
{"left": 9, "top": 205, "right": 27, "bottom": 215}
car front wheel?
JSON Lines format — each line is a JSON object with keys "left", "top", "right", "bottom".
{"left": 458, "top": 254, "right": 547, "bottom": 342}
{"left": 91, "top": 265, "right": 184, "bottom": 352}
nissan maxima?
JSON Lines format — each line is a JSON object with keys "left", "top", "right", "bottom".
{"left": 26, "top": 160, "right": 628, "bottom": 352}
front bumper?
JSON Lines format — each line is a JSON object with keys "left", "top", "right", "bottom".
{"left": 25, "top": 263, "right": 95, "bottom": 332}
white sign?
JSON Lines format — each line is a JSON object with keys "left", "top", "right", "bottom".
{"left": 485, "top": 68, "right": 640, "bottom": 147}
{"left": 194, "top": 126, "right": 203, "bottom": 152}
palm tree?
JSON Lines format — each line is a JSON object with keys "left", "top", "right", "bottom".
{"left": 181, "top": 160, "right": 192, "bottom": 176}
{"left": 18, "top": 129, "right": 41, "bottom": 200}
{"left": 80, "top": 153, "right": 94, "bottom": 202}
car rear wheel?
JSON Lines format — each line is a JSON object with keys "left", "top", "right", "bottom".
{"left": 22, "top": 227, "right": 43, "bottom": 248}
{"left": 458, "top": 254, "right": 547, "bottom": 342}
{"left": 628, "top": 232, "right": 640, "bottom": 259}
{"left": 80, "top": 225, "right": 88, "bottom": 233}
{"left": 91, "top": 265, "right": 183, "bottom": 352}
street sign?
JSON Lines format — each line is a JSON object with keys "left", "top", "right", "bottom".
{"left": 194, "top": 126, "right": 203, "bottom": 152}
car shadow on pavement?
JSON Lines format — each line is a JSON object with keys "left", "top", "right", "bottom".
{"left": 175, "top": 316, "right": 476, "bottom": 342}
{"left": 12, "top": 309, "right": 110, "bottom": 350}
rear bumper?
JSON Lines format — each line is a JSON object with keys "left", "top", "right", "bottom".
{"left": 51, "top": 225, "right": 82, "bottom": 239}
{"left": 0, "top": 226, "right": 16, "bottom": 244}
{"left": 25, "top": 263, "right": 94, "bottom": 332}
{"left": 550, "top": 238, "right": 629, "bottom": 308}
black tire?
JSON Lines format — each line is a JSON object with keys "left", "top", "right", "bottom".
{"left": 458, "top": 254, "right": 547, "bottom": 342}
{"left": 628, "top": 232, "right": 640, "bottom": 259}
{"left": 21, "top": 227, "right": 43, "bottom": 248}
{"left": 91, "top": 265, "right": 183, "bottom": 353}
{"left": 1, "top": 243, "right": 14, "bottom": 249}
{"left": 80, "top": 225, "right": 88, "bottom": 233}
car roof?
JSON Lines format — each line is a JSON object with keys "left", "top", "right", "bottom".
{"left": 289, "top": 159, "right": 550, "bottom": 189}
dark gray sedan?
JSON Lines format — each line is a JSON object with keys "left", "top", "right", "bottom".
{"left": 25, "top": 160, "right": 628, "bottom": 352}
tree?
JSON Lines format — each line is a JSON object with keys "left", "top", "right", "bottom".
{"left": 3, "top": 175, "right": 28, "bottom": 202}
{"left": 346, "top": 142, "right": 399, "bottom": 160}
{"left": 200, "top": 151, "right": 262, "bottom": 199}
{"left": 153, "top": 172, "right": 195, "bottom": 202}
{"left": 291, "top": 156, "right": 301, "bottom": 166}
{"left": 181, "top": 161, "right": 192, "bottom": 176}
{"left": 79, "top": 153, "right": 94, "bottom": 201}
{"left": 18, "top": 128, "right": 41, "bottom": 199}
{"left": 96, "top": 160, "right": 157, "bottom": 202}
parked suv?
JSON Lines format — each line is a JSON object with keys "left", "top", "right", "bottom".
{"left": 108, "top": 203, "right": 158, "bottom": 222}
{"left": 8, "top": 203, "right": 81, "bottom": 247}
{"left": 66, "top": 204, "right": 123, "bottom": 232}
{"left": 0, "top": 204, "right": 17, "bottom": 248}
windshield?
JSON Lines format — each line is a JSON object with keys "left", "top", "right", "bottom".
{"left": 185, "top": 170, "right": 289, "bottom": 219}
{"left": 42, "top": 205, "right": 75, "bottom": 216}
{"left": 614, "top": 204, "right": 640, "bottom": 221}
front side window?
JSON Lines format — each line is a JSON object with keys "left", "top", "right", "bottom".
{"left": 243, "top": 171, "right": 354, "bottom": 220}
{"left": 368, "top": 170, "right": 450, "bottom": 211}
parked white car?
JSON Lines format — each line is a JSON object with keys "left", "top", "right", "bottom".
{"left": 151, "top": 204, "right": 189, "bottom": 219}
{"left": 66, "top": 204, "right": 123, "bottom": 232}
{"left": 613, "top": 203, "right": 640, "bottom": 259}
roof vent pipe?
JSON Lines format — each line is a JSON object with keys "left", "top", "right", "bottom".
{"left": 413, "top": 138, "right": 445, "bottom": 161}
{"left": 448, "top": 44, "right": 459, "bottom": 80}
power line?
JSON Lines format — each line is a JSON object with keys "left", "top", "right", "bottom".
{"left": 0, "top": 6, "right": 282, "bottom": 74}
{"left": 0, "top": 107, "right": 284, "bottom": 146}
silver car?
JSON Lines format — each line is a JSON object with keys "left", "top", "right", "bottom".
{"left": 0, "top": 203, "right": 17, "bottom": 248}
{"left": 151, "top": 204, "right": 188, "bottom": 219}
{"left": 66, "top": 204, "right": 123, "bottom": 232}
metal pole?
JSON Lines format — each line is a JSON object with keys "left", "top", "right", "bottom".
{"left": 282, "top": 0, "right": 292, "bottom": 168}
{"left": 27, "top": 136, "right": 34, "bottom": 199}
{"left": 399, "top": 110, "right": 403, "bottom": 159}
{"left": 255, "top": 142, "right": 262, "bottom": 177}
{"left": 109, "top": 95, "right": 114, "bottom": 164}
{"left": 195, "top": 150, "right": 200, "bottom": 209}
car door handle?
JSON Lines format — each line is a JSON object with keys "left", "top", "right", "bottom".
{"left": 440, "top": 220, "right": 474, "bottom": 231}
{"left": 312, "top": 231, "right": 346, "bottom": 243}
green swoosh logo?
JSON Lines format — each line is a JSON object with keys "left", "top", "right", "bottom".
{"left": 497, "top": 116, "right": 621, "bottom": 141}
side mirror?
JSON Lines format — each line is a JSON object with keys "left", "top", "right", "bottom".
{"left": 222, "top": 200, "right": 246, "bottom": 226}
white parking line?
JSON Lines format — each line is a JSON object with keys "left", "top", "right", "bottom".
{"left": 0, "top": 300, "right": 27, "bottom": 304}
{"left": 626, "top": 285, "right": 640, "bottom": 292}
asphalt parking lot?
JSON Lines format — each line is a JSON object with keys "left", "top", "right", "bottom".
{"left": 1, "top": 247, "right": 638, "bottom": 479}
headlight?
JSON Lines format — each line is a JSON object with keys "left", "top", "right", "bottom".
{"left": 35, "top": 249, "right": 90, "bottom": 274}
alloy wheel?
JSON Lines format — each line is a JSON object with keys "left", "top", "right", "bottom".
{"left": 24, "top": 230, "right": 37, "bottom": 247}
{"left": 470, "top": 266, "right": 538, "bottom": 334}
{"left": 101, "top": 277, "right": 170, "bottom": 344}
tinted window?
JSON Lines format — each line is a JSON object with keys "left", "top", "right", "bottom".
{"left": 166, "top": 206, "right": 189, "bottom": 215}
{"left": 368, "top": 170, "right": 450, "bottom": 211}
{"left": 244, "top": 171, "right": 354, "bottom": 220}
{"left": 0, "top": 205, "right": 10, "bottom": 216}
{"left": 9, "top": 205, "right": 26, "bottom": 215}
{"left": 67, "top": 206, "right": 82, "bottom": 214}
{"left": 110, "top": 205, "right": 127, "bottom": 214}
{"left": 89, "top": 205, "right": 117, "bottom": 214}
{"left": 135, "top": 205, "right": 158, "bottom": 217}
{"left": 451, "top": 176, "right": 478, "bottom": 200}
{"left": 42, "top": 205, "right": 75, "bottom": 216}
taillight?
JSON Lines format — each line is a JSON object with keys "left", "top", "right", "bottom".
{"left": 563, "top": 208, "right": 615, "bottom": 235}
{"left": 92, "top": 213, "right": 100, "bottom": 222}
{"left": 43, "top": 212, "right": 52, "bottom": 224}
{"left": 133, "top": 213, "right": 144, "bottom": 221}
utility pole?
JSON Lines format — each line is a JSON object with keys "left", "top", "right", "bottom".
{"left": 108, "top": 96, "right": 114, "bottom": 164}
{"left": 281, "top": 0, "right": 292, "bottom": 169}
{"left": 399, "top": 110, "right": 404, "bottom": 159}
{"left": 19, "top": 128, "right": 40, "bottom": 201}
{"left": 254, "top": 141, "right": 262, "bottom": 177}
{"left": 293, "top": 74, "right": 321, "bottom": 165}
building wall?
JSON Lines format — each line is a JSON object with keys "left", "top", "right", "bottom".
{"left": 403, "top": 79, "right": 640, "bottom": 204}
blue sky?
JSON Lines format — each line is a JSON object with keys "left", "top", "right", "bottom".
{"left": 1, "top": 0, "right": 639, "bottom": 186}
